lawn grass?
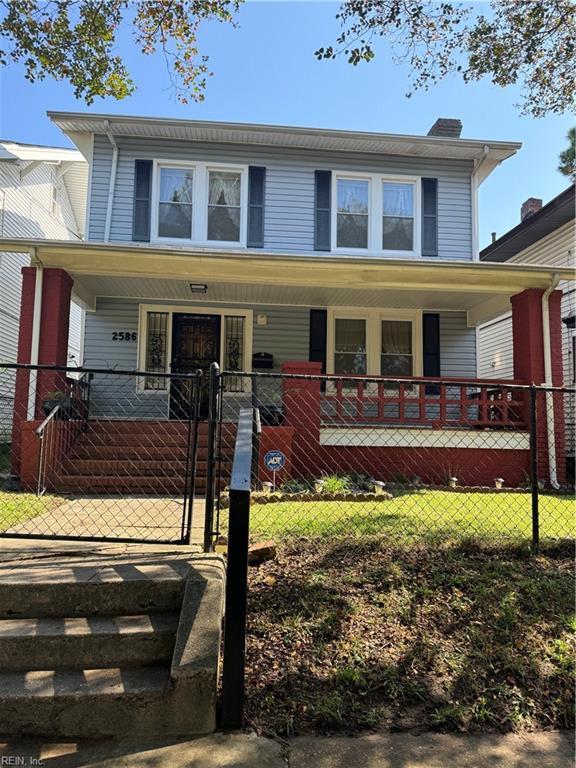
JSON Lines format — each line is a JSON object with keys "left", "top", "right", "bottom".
{"left": 245, "top": 537, "right": 575, "bottom": 736}
{"left": 243, "top": 491, "right": 575, "bottom": 541}
{"left": 0, "top": 490, "right": 64, "bottom": 531}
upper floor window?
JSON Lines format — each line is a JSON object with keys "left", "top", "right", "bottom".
{"left": 158, "top": 167, "right": 193, "bottom": 239}
{"left": 152, "top": 162, "right": 246, "bottom": 246}
{"left": 208, "top": 171, "right": 241, "bottom": 242}
{"left": 337, "top": 179, "right": 369, "bottom": 249}
{"left": 382, "top": 183, "right": 414, "bottom": 252}
{"left": 332, "top": 173, "right": 419, "bottom": 255}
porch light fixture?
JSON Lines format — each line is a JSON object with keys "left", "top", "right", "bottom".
{"left": 189, "top": 283, "right": 208, "bottom": 294}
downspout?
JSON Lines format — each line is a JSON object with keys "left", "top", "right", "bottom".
{"left": 27, "top": 251, "right": 43, "bottom": 420}
{"left": 542, "top": 273, "right": 560, "bottom": 489}
{"left": 103, "top": 121, "right": 118, "bottom": 242}
{"left": 471, "top": 145, "right": 490, "bottom": 261}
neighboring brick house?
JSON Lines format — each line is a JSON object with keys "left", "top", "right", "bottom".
{"left": 1, "top": 113, "right": 573, "bottom": 489}
{"left": 478, "top": 185, "right": 575, "bottom": 481}
{"left": 0, "top": 140, "right": 87, "bottom": 440}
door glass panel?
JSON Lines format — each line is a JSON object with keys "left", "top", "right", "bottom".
{"left": 225, "top": 316, "right": 245, "bottom": 392}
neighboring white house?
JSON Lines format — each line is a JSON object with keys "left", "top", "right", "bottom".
{"left": 478, "top": 185, "right": 575, "bottom": 479}
{"left": 0, "top": 140, "right": 88, "bottom": 366}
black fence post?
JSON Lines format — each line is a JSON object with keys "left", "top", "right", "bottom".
{"left": 204, "top": 362, "right": 220, "bottom": 553}
{"left": 221, "top": 408, "right": 253, "bottom": 730}
{"left": 529, "top": 384, "right": 539, "bottom": 553}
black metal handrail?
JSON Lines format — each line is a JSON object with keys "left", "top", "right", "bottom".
{"left": 221, "top": 407, "right": 254, "bottom": 730}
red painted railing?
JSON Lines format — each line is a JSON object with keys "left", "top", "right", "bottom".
{"left": 321, "top": 376, "right": 528, "bottom": 430}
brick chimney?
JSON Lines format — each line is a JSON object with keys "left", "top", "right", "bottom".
{"left": 427, "top": 118, "right": 462, "bottom": 138}
{"left": 521, "top": 198, "right": 543, "bottom": 221}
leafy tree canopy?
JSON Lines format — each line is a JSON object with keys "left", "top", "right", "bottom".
{"left": 315, "top": 0, "right": 576, "bottom": 118}
{"left": 558, "top": 127, "right": 576, "bottom": 181}
{"left": 0, "top": 0, "right": 241, "bottom": 104}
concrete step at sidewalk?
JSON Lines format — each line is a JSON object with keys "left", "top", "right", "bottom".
{"left": 0, "top": 560, "right": 188, "bottom": 618}
{"left": 60, "top": 458, "right": 233, "bottom": 476}
{"left": 0, "top": 612, "right": 179, "bottom": 670}
{"left": 52, "top": 476, "right": 228, "bottom": 494}
{"left": 0, "top": 664, "right": 178, "bottom": 738}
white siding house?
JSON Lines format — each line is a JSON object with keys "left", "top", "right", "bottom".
{"left": 0, "top": 141, "right": 87, "bottom": 439}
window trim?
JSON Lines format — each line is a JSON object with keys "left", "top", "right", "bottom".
{"left": 137, "top": 303, "right": 253, "bottom": 393}
{"left": 330, "top": 171, "right": 421, "bottom": 257}
{"left": 326, "top": 307, "right": 423, "bottom": 377}
{"left": 150, "top": 160, "right": 249, "bottom": 247}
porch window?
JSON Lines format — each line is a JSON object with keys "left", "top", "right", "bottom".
{"left": 336, "top": 179, "right": 369, "bottom": 249}
{"left": 144, "top": 311, "right": 169, "bottom": 390}
{"left": 208, "top": 171, "right": 241, "bottom": 242}
{"left": 158, "top": 167, "right": 194, "bottom": 239}
{"left": 334, "top": 318, "right": 367, "bottom": 375}
{"left": 381, "top": 320, "right": 413, "bottom": 376}
{"left": 382, "top": 182, "right": 414, "bottom": 251}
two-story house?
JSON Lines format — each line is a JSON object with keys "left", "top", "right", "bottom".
{"left": 0, "top": 140, "right": 87, "bottom": 443}
{"left": 2, "top": 113, "right": 572, "bottom": 492}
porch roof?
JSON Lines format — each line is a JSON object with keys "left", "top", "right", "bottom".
{"left": 1, "top": 238, "right": 573, "bottom": 326}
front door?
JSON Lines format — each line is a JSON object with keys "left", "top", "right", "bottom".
{"left": 170, "top": 313, "right": 221, "bottom": 419}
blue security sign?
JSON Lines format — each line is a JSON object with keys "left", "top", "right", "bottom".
{"left": 263, "top": 450, "right": 286, "bottom": 471}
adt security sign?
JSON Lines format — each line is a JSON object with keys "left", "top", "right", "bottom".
{"left": 263, "top": 450, "right": 286, "bottom": 472}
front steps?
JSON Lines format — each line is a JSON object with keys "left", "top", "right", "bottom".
{"left": 0, "top": 553, "right": 225, "bottom": 738}
{"left": 52, "top": 420, "right": 235, "bottom": 495}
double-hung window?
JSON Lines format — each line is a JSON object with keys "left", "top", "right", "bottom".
{"left": 154, "top": 163, "right": 245, "bottom": 245}
{"left": 333, "top": 173, "right": 419, "bottom": 255}
{"left": 158, "top": 167, "right": 194, "bottom": 239}
{"left": 382, "top": 182, "right": 414, "bottom": 252}
{"left": 208, "top": 170, "right": 241, "bottom": 242}
{"left": 334, "top": 318, "right": 367, "bottom": 375}
{"left": 380, "top": 320, "right": 413, "bottom": 376}
{"left": 336, "top": 178, "right": 369, "bottom": 249}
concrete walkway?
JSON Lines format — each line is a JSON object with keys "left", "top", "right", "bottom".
{"left": 0, "top": 731, "right": 572, "bottom": 767}
{"left": 5, "top": 495, "right": 206, "bottom": 546}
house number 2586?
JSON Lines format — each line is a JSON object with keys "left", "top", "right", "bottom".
{"left": 112, "top": 332, "right": 137, "bottom": 341}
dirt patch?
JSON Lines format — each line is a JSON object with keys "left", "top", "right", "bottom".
{"left": 245, "top": 537, "right": 575, "bottom": 736}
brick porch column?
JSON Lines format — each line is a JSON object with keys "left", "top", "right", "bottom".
{"left": 511, "top": 288, "right": 565, "bottom": 485}
{"left": 281, "top": 361, "right": 323, "bottom": 478}
{"left": 11, "top": 267, "right": 73, "bottom": 475}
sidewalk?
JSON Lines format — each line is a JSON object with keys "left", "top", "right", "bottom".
{"left": 0, "top": 730, "right": 572, "bottom": 767}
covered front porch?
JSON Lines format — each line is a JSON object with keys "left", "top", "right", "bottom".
{"left": 3, "top": 240, "right": 572, "bottom": 489}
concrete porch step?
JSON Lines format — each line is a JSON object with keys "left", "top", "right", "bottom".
{"left": 61, "top": 459, "right": 233, "bottom": 476}
{"left": 0, "top": 612, "right": 179, "bottom": 670}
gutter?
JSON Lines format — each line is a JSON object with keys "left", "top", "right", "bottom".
{"left": 103, "top": 121, "right": 118, "bottom": 242}
{"left": 542, "top": 273, "right": 560, "bottom": 489}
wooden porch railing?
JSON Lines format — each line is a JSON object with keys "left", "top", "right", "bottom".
{"left": 321, "top": 376, "right": 528, "bottom": 430}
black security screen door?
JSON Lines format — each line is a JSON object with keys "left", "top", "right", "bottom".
{"left": 170, "top": 313, "right": 221, "bottom": 418}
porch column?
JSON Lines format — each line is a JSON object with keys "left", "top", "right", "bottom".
{"left": 11, "top": 267, "right": 73, "bottom": 475}
{"left": 282, "top": 361, "right": 323, "bottom": 477}
{"left": 511, "top": 288, "right": 565, "bottom": 485}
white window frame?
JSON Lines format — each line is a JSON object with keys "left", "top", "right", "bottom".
{"left": 331, "top": 171, "right": 421, "bottom": 258}
{"left": 326, "top": 307, "right": 422, "bottom": 377}
{"left": 137, "top": 303, "right": 253, "bottom": 393}
{"left": 150, "top": 160, "right": 249, "bottom": 248}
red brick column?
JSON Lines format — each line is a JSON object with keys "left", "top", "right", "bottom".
{"left": 511, "top": 288, "right": 565, "bottom": 485}
{"left": 11, "top": 267, "right": 73, "bottom": 475}
{"left": 281, "top": 361, "right": 323, "bottom": 478}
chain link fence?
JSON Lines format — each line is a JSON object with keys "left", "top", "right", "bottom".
{"left": 213, "top": 371, "right": 575, "bottom": 546}
{"left": 0, "top": 363, "right": 203, "bottom": 543}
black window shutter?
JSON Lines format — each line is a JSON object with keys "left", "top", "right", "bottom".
{"left": 314, "top": 170, "right": 331, "bottom": 251}
{"left": 423, "top": 312, "right": 440, "bottom": 394}
{"left": 309, "top": 309, "right": 327, "bottom": 373}
{"left": 132, "top": 160, "right": 153, "bottom": 242}
{"left": 421, "top": 178, "right": 438, "bottom": 257}
{"left": 247, "top": 166, "right": 265, "bottom": 247}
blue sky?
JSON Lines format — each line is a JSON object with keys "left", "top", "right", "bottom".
{"left": 0, "top": 0, "right": 572, "bottom": 249}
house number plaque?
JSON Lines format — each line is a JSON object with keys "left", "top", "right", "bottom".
{"left": 112, "top": 332, "right": 137, "bottom": 341}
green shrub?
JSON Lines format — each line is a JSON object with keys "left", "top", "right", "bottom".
{"left": 321, "top": 474, "right": 353, "bottom": 494}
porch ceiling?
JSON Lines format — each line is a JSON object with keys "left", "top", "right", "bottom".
{"left": 0, "top": 238, "right": 573, "bottom": 326}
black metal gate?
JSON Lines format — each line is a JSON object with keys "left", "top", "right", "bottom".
{"left": 0, "top": 363, "right": 204, "bottom": 544}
